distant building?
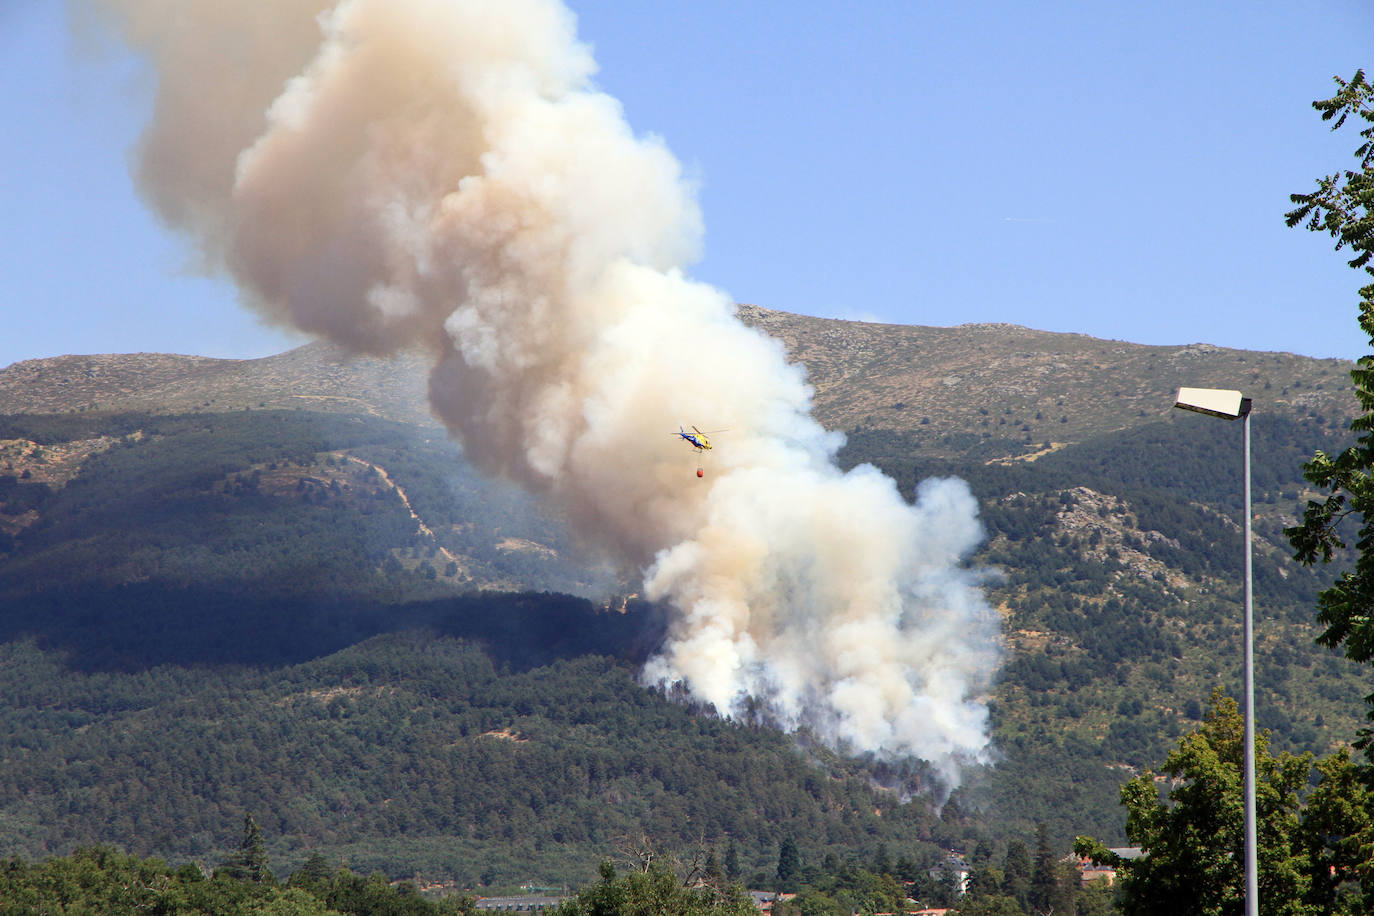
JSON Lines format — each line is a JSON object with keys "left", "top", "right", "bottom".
{"left": 1078, "top": 846, "right": 1143, "bottom": 886}
{"left": 748, "top": 890, "right": 796, "bottom": 913}
{"left": 928, "top": 852, "right": 970, "bottom": 897}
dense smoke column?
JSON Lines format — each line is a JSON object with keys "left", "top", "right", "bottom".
{"left": 89, "top": 0, "right": 1000, "bottom": 778}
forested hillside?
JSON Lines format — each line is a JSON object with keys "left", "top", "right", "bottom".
{"left": 0, "top": 410, "right": 613, "bottom": 609}
{"left": 838, "top": 408, "right": 1369, "bottom": 844}
{"left": 0, "top": 406, "right": 967, "bottom": 886}
{"left": 0, "top": 315, "right": 1366, "bottom": 889}
{"left": 0, "top": 632, "right": 974, "bottom": 888}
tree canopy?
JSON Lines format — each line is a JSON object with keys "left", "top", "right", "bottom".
{"left": 1286, "top": 70, "right": 1374, "bottom": 666}
{"left": 1076, "top": 689, "right": 1373, "bottom": 915}
{"left": 0, "top": 845, "right": 476, "bottom": 916}
{"left": 554, "top": 860, "right": 757, "bottom": 916}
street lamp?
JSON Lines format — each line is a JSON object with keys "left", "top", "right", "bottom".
{"left": 1174, "top": 386, "right": 1256, "bottom": 916}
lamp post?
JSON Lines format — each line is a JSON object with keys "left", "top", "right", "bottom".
{"left": 1173, "top": 386, "right": 1256, "bottom": 916}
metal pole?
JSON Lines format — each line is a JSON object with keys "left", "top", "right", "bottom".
{"left": 1243, "top": 406, "right": 1258, "bottom": 916}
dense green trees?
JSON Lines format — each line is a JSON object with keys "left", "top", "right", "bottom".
{"left": 1274, "top": 67, "right": 1374, "bottom": 916}
{"left": 0, "top": 633, "right": 963, "bottom": 886}
{"left": 952, "top": 897, "right": 1026, "bottom": 916}
{"left": 778, "top": 865, "right": 911, "bottom": 916}
{"left": 0, "top": 845, "right": 475, "bottom": 916}
{"left": 1076, "top": 690, "right": 1373, "bottom": 915}
{"left": 1287, "top": 70, "right": 1374, "bottom": 674}
{"left": 555, "top": 861, "right": 756, "bottom": 916}
{"left": 775, "top": 838, "right": 802, "bottom": 892}
{"left": 222, "top": 813, "right": 276, "bottom": 884}
{"left": 1077, "top": 691, "right": 1308, "bottom": 915}
{"left": 5, "top": 836, "right": 1129, "bottom": 916}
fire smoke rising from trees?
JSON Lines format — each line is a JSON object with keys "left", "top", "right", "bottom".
{"left": 87, "top": 0, "right": 1000, "bottom": 780}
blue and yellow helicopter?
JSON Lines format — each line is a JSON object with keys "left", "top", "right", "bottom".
{"left": 674, "top": 425, "right": 718, "bottom": 452}
{"left": 673, "top": 426, "right": 726, "bottom": 477}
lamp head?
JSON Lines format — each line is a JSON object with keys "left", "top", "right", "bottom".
{"left": 1174, "top": 387, "right": 1251, "bottom": 420}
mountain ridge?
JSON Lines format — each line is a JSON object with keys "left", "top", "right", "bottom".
{"left": 0, "top": 342, "right": 436, "bottom": 425}
{"left": 3, "top": 307, "right": 1356, "bottom": 462}
{"left": 735, "top": 305, "right": 1355, "bottom": 459}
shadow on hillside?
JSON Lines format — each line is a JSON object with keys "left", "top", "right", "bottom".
{"left": 0, "top": 584, "right": 670, "bottom": 673}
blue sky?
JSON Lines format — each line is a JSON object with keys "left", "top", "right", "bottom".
{"left": 2, "top": 0, "right": 1372, "bottom": 369}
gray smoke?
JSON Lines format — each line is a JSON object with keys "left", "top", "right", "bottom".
{"left": 87, "top": 0, "right": 1000, "bottom": 780}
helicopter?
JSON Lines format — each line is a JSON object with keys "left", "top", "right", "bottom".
{"left": 674, "top": 425, "right": 719, "bottom": 452}
{"left": 673, "top": 426, "right": 726, "bottom": 477}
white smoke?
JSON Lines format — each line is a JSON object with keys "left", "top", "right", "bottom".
{"left": 87, "top": 0, "right": 1000, "bottom": 779}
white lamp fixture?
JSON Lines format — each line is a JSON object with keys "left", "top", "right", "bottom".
{"left": 1174, "top": 387, "right": 1252, "bottom": 420}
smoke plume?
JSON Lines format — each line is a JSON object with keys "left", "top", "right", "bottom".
{"left": 88, "top": 0, "right": 1000, "bottom": 778}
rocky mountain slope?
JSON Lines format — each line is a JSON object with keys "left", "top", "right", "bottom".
{"left": 0, "top": 343, "right": 435, "bottom": 424}
{"left": 0, "top": 308, "right": 1366, "bottom": 880}
{"left": 737, "top": 305, "right": 1356, "bottom": 459}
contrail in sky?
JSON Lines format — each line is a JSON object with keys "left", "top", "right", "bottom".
{"left": 86, "top": 0, "right": 1000, "bottom": 782}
